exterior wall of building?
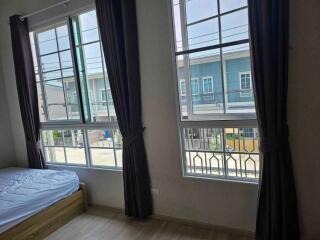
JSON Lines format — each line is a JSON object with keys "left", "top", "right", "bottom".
{"left": 178, "top": 56, "right": 253, "bottom": 107}
{"left": 225, "top": 57, "right": 252, "bottom": 103}
{"left": 190, "top": 60, "right": 223, "bottom": 105}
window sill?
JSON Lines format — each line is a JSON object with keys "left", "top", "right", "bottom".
{"left": 182, "top": 173, "right": 259, "bottom": 186}
{"left": 47, "top": 163, "right": 123, "bottom": 173}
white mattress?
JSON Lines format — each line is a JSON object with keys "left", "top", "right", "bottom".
{"left": 0, "top": 167, "right": 79, "bottom": 233}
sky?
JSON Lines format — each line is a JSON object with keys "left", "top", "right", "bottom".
{"left": 172, "top": 0, "right": 249, "bottom": 53}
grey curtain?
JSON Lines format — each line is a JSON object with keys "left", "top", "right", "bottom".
{"left": 95, "top": 0, "right": 152, "bottom": 218}
{"left": 10, "top": 15, "right": 45, "bottom": 169}
{"left": 248, "top": 1, "right": 299, "bottom": 239}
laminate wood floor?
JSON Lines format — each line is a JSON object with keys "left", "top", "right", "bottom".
{"left": 46, "top": 207, "right": 254, "bottom": 240}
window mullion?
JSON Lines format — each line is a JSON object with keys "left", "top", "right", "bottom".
{"left": 217, "top": 0, "right": 227, "bottom": 114}
{"left": 54, "top": 27, "right": 70, "bottom": 120}
{"left": 179, "top": 0, "right": 193, "bottom": 119}
{"left": 83, "top": 129, "right": 92, "bottom": 168}
{"left": 68, "top": 17, "right": 86, "bottom": 123}
{"left": 98, "top": 41, "right": 111, "bottom": 120}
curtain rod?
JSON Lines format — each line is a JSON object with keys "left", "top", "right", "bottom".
{"left": 20, "top": 0, "right": 71, "bottom": 21}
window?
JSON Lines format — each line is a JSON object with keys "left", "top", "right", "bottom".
{"left": 179, "top": 79, "right": 186, "bottom": 101}
{"left": 191, "top": 78, "right": 199, "bottom": 95}
{"left": 202, "top": 76, "right": 213, "bottom": 94}
{"left": 101, "top": 89, "right": 107, "bottom": 106}
{"left": 30, "top": 9, "right": 121, "bottom": 169}
{"left": 239, "top": 72, "right": 252, "bottom": 97}
{"left": 171, "top": 0, "right": 259, "bottom": 182}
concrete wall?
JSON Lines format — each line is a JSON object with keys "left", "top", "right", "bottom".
{"left": 288, "top": 0, "right": 320, "bottom": 239}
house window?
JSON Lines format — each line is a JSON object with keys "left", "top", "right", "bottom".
{"left": 179, "top": 79, "right": 186, "bottom": 101}
{"left": 242, "top": 127, "right": 254, "bottom": 138}
{"left": 191, "top": 78, "right": 199, "bottom": 95}
{"left": 30, "top": 9, "right": 121, "bottom": 170}
{"left": 239, "top": 72, "right": 252, "bottom": 97}
{"left": 101, "top": 89, "right": 107, "bottom": 106}
{"left": 171, "top": 0, "right": 259, "bottom": 182}
{"left": 202, "top": 76, "right": 213, "bottom": 94}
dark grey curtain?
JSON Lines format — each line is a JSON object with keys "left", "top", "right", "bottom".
{"left": 248, "top": 1, "right": 299, "bottom": 239}
{"left": 10, "top": 15, "right": 45, "bottom": 169}
{"left": 95, "top": 0, "right": 152, "bottom": 218}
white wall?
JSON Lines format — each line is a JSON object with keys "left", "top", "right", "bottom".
{"left": 0, "top": 0, "right": 258, "bottom": 232}
{"left": 288, "top": 0, "right": 320, "bottom": 239}
{"left": 0, "top": 4, "right": 15, "bottom": 167}
{"left": 0, "top": 60, "right": 15, "bottom": 168}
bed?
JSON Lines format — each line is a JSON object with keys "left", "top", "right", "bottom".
{"left": 0, "top": 167, "right": 87, "bottom": 240}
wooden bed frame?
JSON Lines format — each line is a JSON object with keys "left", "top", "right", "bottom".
{"left": 0, "top": 183, "right": 87, "bottom": 240}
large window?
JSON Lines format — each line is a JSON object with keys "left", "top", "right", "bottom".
{"left": 172, "top": 0, "right": 259, "bottom": 182}
{"left": 30, "top": 9, "right": 121, "bottom": 169}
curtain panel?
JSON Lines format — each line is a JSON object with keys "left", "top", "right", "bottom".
{"left": 95, "top": 0, "right": 153, "bottom": 218}
{"left": 248, "top": 1, "right": 300, "bottom": 239}
{"left": 10, "top": 15, "right": 45, "bottom": 169}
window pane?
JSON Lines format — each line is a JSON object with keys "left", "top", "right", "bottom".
{"left": 40, "top": 53, "right": 60, "bottom": 72}
{"left": 222, "top": 43, "right": 255, "bottom": 113}
{"left": 115, "top": 149, "right": 122, "bottom": 167}
{"left": 36, "top": 82, "right": 46, "bottom": 121}
{"left": 44, "top": 147, "right": 65, "bottom": 163}
{"left": 220, "top": 0, "right": 247, "bottom": 13}
{"left": 224, "top": 128, "right": 259, "bottom": 179}
{"left": 60, "top": 50, "right": 73, "bottom": 69}
{"left": 43, "top": 70, "right": 62, "bottom": 81}
{"left": 37, "top": 29, "right": 57, "bottom": 55}
{"left": 63, "top": 130, "right": 84, "bottom": 147}
{"left": 184, "top": 128, "right": 224, "bottom": 175}
{"left": 190, "top": 49, "right": 224, "bottom": 115}
{"left": 172, "top": 1, "right": 183, "bottom": 52}
{"left": 44, "top": 80, "right": 68, "bottom": 120}
{"left": 182, "top": 127, "right": 259, "bottom": 180}
{"left": 42, "top": 130, "right": 64, "bottom": 146}
{"left": 91, "top": 149, "right": 116, "bottom": 167}
{"left": 88, "top": 129, "right": 114, "bottom": 148}
{"left": 187, "top": 18, "right": 219, "bottom": 49}
{"left": 64, "top": 76, "right": 80, "bottom": 119}
{"left": 65, "top": 147, "right": 86, "bottom": 165}
{"left": 79, "top": 10, "right": 99, "bottom": 44}
{"left": 186, "top": 0, "right": 218, "bottom": 23}
{"left": 56, "top": 25, "right": 70, "bottom": 50}
{"left": 221, "top": 9, "right": 249, "bottom": 43}
{"left": 113, "top": 129, "right": 123, "bottom": 148}
{"left": 88, "top": 128, "right": 122, "bottom": 168}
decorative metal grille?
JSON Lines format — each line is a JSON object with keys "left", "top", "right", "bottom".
{"left": 182, "top": 127, "right": 260, "bottom": 181}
